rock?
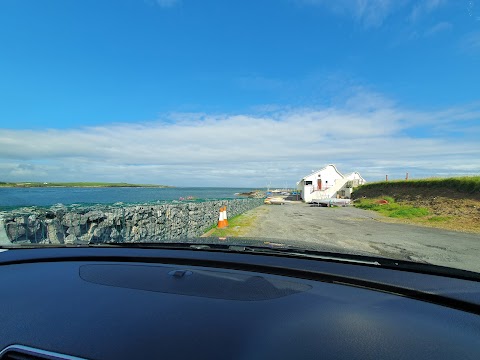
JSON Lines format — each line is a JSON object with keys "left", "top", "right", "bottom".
{"left": 7, "top": 222, "right": 26, "bottom": 242}
{"left": 65, "top": 234, "right": 78, "bottom": 244}
{"left": 86, "top": 211, "right": 105, "bottom": 221}
{"left": 51, "top": 204, "right": 68, "bottom": 217}
{"left": 47, "top": 223, "right": 63, "bottom": 244}
{"left": 62, "top": 213, "right": 82, "bottom": 226}
{"left": 67, "top": 225, "right": 82, "bottom": 237}
{"left": 0, "top": 218, "right": 12, "bottom": 245}
{"left": 110, "top": 228, "right": 122, "bottom": 240}
{"left": 79, "top": 233, "right": 93, "bottom": 243}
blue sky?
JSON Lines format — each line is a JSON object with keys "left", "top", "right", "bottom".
{"left": 0, "top": 0, "right": 479, "bottom": 186}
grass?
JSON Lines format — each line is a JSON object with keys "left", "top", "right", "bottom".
{"left": 206, "top": 209, "right": 263, "bottom": 237}
{"left": 356, "top": 176, "right": 480, "bottom": 194}
{"left": 355, "top": 197, "right": 430, "bottom": 219}
{"left": 352, "top": 176, "right": 480, "bottom": 233}
{"left": 389, "top": 207, "right": 429, "bottom": 218}
{"left": 0, "top": 182, "right": 172, "bottom": 188}
{"left": 354, "top": 196, "right": 395, "bottom": 210}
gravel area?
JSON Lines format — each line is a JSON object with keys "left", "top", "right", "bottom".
{"left": 239, "top": 202, "right": 480, "bottom": 273}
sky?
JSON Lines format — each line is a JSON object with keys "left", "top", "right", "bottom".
{"left": 0, "top": 0, "right": 479, "bottom": 187}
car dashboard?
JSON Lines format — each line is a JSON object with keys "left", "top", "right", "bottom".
{"left": 0, "top": 247, "right": 479, "bottom": 360}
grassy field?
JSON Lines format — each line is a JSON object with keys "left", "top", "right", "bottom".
{"left": 352, "top": 176, "right": 480, "bottom": 233}
{"left": 0, "top": 182, "right": 172, "bottom": 188}
{"left": 355, "top": 197, "right": 430, "bottom": 219}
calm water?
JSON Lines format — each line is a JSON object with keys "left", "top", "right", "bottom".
{"left": 0, "top": 187, "right": 256, "bottom": 208}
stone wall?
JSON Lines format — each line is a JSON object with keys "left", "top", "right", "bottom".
{"left": 0, "top": 198, "right": 264, "bottom": 245}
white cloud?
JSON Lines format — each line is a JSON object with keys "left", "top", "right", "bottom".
{"left": 1, "top": 92, "right": 479, "bottom": 187}
{"left": 424, "top": 21, "right": 452, "bottom": 37}
{"left": 409, "top": 0, "right": 447, "bottom": 22}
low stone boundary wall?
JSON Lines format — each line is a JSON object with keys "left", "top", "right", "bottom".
{"left": 0, "top": 198, "right": 264, "bottom": 244}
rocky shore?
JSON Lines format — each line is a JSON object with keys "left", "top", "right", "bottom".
{"left": 236, "top": 190, "right": 266, "bottom": 198}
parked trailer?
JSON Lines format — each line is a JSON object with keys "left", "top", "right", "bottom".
{"left": 311, "top": 198, "right": 351, "bottom": 207}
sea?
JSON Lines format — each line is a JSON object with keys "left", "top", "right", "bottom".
{"left": 0, "top": 187, "right": 258, "bottom": 209}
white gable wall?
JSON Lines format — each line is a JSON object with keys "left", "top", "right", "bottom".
{"left": 345, "top": 172, "right": 366, "bottom": 184}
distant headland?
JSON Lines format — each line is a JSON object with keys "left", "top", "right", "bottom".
{"left": 0, "top": 182, "right": 173, "bottom": 188}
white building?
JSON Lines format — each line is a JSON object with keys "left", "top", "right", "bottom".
{"left": 296, "top": 165, "right": 366, "bottom": 203}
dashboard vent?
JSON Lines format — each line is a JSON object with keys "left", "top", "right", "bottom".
{"left": 0, "top": 346, "right": 87, "bottom": 360}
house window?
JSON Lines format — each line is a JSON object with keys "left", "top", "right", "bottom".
{"left": 305, "top": 181, "right": 313, "bottom": 185}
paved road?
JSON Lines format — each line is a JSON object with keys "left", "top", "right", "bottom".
{"left": 241, "top": 202, "right": 480, "bottom": 273}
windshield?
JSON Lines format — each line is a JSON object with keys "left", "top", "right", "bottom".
{"left": 0, "top": 0, "right": 479, "bottom": 274}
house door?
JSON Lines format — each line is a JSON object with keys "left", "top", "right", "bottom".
{"left": 317, "top": 179, "right": 322, "bottom": 190}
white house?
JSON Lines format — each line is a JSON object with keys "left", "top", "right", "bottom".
{"left": 340, "top": 172, "right": 367, "bottom": 199}
{"left": 296, "top": 165, "right": 366, "bottom": 203}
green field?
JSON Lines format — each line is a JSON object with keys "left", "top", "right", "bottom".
{"left": 354, "top": 196, "right": 430, "bottom": 219}
{"left": 0, "top": 182, "right": 172, "bottom": 188}
{"left": 352, "top": 176, "right": 480, "bottom": 233}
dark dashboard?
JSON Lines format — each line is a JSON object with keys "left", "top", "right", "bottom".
{"left": 0, "top": 246, "right": 479, "bottom": 359}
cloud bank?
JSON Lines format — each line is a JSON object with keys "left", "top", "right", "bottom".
{"left": 1, "top": 92, "right": 479, "bottom": 187}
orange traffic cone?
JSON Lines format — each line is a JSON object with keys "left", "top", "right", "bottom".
{"left": 217, "top": 206, "right": 228, "bottom": 228}
{"left": 223, "top": 206, "right": 228, "bottom": 227}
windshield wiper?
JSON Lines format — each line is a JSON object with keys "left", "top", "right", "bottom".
{"left": 85, "top": 241, "right": 480, "bottom": 281}
{"left": 85, "top": 241, "right": 398, "bottom": 266}
{"left": 218, "top": 244, "right": 382, "bottom": 265}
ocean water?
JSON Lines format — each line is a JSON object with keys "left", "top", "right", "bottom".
{"left": 0, "top": 187, "right": 257, "bottom": 208}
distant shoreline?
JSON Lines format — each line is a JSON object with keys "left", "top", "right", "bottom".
{"left": 0, "top": 182, "right": 174, "bottom": 189}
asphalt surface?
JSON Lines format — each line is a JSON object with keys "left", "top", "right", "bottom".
{"left": 241, "top": 202, "right": 480, "bottom": 273}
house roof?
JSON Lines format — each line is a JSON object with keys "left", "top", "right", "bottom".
{"left": 344, "top": 171, "right": 366, "bottom": 182}
{"left": 301, "top": 164, "right": 344, "bottom": 181}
